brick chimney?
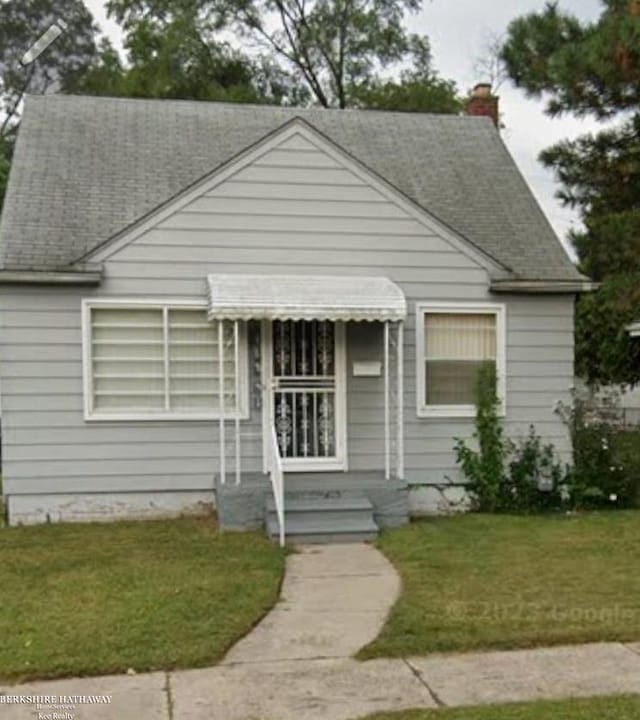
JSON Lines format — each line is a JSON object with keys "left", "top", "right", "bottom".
{"left": 466, "top": 83, "right": 500, "bottom": 129}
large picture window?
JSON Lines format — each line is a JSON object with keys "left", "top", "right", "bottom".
{"left": 83, "top": 301, "right": 247, "bottom": 420}
{"left": 416, "top": 303, "right": 506, "bottom": 418}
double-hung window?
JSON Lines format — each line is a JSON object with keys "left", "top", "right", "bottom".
{"left": 82, "top": 300, "right": 247, "bottom": 420}
{"left": 416, "top": 303, "right": 506, "bottom": 418}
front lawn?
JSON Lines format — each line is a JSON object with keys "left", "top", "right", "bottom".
{"left": 361, "top": 512, "right": 640, "bottom": 658}
{"left": 356, "top": 695, "right": 640, "bottom": 720}
{"left": 0, "top": 518, "right": 285, "bottom": 682}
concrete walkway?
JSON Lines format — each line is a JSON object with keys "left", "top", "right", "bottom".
{"left": 2, "top": 544, "right": 640, "bottom": 720}
{"left": 223, "top": 543, "right": 400, "bottom": 664}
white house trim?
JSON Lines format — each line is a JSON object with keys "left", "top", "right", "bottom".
{"left": 81, "top": 298, "right": 249, "bottom": 422}
{"left": 415, "top": 301, "right": 507, "bottom": 419}
{"left": 84, "top": 120, "right": 506, "bottom": 275}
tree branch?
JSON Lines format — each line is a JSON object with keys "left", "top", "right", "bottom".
{"left": 272, "top": 0, "right": 329, "bottom": 106}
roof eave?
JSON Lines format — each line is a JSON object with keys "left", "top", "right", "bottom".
{"left": 0, "top": 265, "right": 103, "bottom": 285}
{"left": 490, "top": 278, "right": 599, "bottom": 294}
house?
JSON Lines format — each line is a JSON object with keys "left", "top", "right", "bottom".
{"left": 0, "top": 90, "right": 592, "bottom": 540}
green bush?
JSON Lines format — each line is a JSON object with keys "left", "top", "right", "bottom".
{"left": 614, "top": 431, "right": 640, "bottom": 506}
{"left": 454, "top": 364, "right": 569, "bottom": 513}
{"left": 557, "top": 395, "right": 640, "bottom": 509}
{"left": 506, "top": 427, "right": 568, "bottom": 512}
{"left": 453, "top": 363, "right": 507, "bottom": 512}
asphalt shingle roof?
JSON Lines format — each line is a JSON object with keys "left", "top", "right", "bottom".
{"left": 0, "top": 94, "right": 584, "bottom": 281}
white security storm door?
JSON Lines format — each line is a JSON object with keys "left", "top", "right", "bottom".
{"left": 271, "top": 320, "right": 347, "bottom": 472}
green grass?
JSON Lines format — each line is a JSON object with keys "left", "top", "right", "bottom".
{"left": 356, "top": 695, "right": 640, "bottom": 720}
{"left": 361, "top": 512, "right": 640, "bottom": 658}
{"left": 0, "top": 517, "right": 285, "bottom": 682}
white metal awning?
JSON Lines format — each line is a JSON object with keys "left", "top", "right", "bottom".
{"left": 207, "top": 274, "right": 407, "bottom": 322}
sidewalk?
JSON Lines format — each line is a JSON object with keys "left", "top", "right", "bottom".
{"left": 2, "top": 544, "right": 640, "bottom": 720}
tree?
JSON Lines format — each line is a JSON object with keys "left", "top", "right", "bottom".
{"left": 0, "top": 0, "right": 99, "bottom": 135}
{"left": 472, "top": 32, "right": 509, "bottom": 93}
{"left": 0, "top": 135, "right": 12, "bottom": 214}
{"left": 501, "top": 0, "right": 640, "bottom": 386}
{"left": 107, "top": 0, "right": 460, "bottom": 111}
{"left": 102, "top": 0, "right": 307, "bottom": 104}
{"left": 350, "top": 36, "right": 462, "bottom": 113}
{"left": 233, "top": 0, "right": 444, "bottom": 109}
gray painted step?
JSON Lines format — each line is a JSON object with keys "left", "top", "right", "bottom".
{"left": 267, "top": 496, "right": 376, "bottom": 531}
{"left": 266, "top": 491, "right": 379, "bottom": 544}
{"left": 267, "top": 516, "right": 379, "bottom": 544}
{"left": 266, "top": 496, "right": 374, "bottom": 513}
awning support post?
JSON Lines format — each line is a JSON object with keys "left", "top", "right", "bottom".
{"left": 218, "top": 320, "right": 226, "bottom": 486}
{"left": 396, "top": 321, "right": 405, "bottom": 480}
{"left": 234, "top": 320, "right": 241, "bottom": 486}
{"left": 384, "top": 320, "right": 390, "bottom": 480}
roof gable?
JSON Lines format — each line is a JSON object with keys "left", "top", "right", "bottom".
{"left": 89, "top": 119, "right": 503, "bottom": 273}
{"left": 0, "top": 94, "right": 585, "bottom": 282}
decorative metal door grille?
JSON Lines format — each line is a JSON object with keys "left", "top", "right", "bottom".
{"left": 272, "top": 320, "right": 337, "bottom": 459}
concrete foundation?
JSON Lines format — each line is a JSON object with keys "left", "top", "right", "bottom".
{"left": 409, "top": 484, "right": 474, "bottom": 516}
{"left": 8, "top": 491, "right": 215, "bottom": 526}
{"left": 6, "top": 479, "right": 473, "bottom": 527}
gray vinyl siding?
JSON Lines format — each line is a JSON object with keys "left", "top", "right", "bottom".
{"left": 0, "top": 131, "right": 574, "bottom": 496}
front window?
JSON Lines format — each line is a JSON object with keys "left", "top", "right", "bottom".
{"left": 416, "top": 303, "right": 505, "bottom": 417}
{"left": 83, "top": 301, "right": 247, "bottom": 420}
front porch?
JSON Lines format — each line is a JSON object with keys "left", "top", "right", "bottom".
{"left": 208, "top": 273, "right": 409, "bottom": 543}
{"left": 216, "top": 471, "right": 410, "bottom": 543}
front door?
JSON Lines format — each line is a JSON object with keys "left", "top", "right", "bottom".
{"left": 267, "top": 320, "right": 347, "bottom": 472}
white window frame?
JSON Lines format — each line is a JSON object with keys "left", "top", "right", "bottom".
{"left": 82, "top": 298, "right": 249, "bottom": 422}
{"left": 415, "top": 301, "right": 507, "bottom": 419}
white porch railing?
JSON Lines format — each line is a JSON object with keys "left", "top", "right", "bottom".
{"left": 269, "top": 423, "right": 285, "bottom": 547}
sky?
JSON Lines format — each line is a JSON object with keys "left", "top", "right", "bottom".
{"left": 83, "top": 0, "right": 606, "bottom": 255}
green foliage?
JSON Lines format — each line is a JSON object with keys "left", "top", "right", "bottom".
{"left": 91, "top": 1, "right": 301, "bottom": 104}
{"left": 539, "top": 116, "right": 640, "bottom": 281}
{"left": 501, "top": 1, "right": 640, "bottom": 385}
{"left": 507, "top": 428, "right": 568, "bottom": 513}
{"left": 458, "top": 374, "right": 640, "bottom": 513}
{"left": 454, "top": 364, "right": 569, "bottom": 513}
{"left": 453, "top": 363, "right": 507, "bottom": 512}
{"left": 350, "top": 52, "right": 462, "bottom": 113}
{"left": 502, "top": 0, "right": 640, "bottom": 119}
{"left": 231, "top": 0, "right": 458, "bottom": 110}
{"left": 614, "top": 429, "right": 640, "bottom": 505}
{"left": 575, "top": 274, "right": 640, "bottom": 386}
{"left": 557, "top": 393, "right": 639, "bottom": 508}
{"left": 98, "top": 0, "right": 461, "bottom": 111}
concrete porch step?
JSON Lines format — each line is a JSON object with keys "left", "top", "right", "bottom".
{"left": 266, "top": 495, "right": 374, "bottom": 513}
{"left": 266, "top": 515, "right": 379, "bottom": 544}
{"left": 266, "top": 492, "right": 379, "bottom": 544}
